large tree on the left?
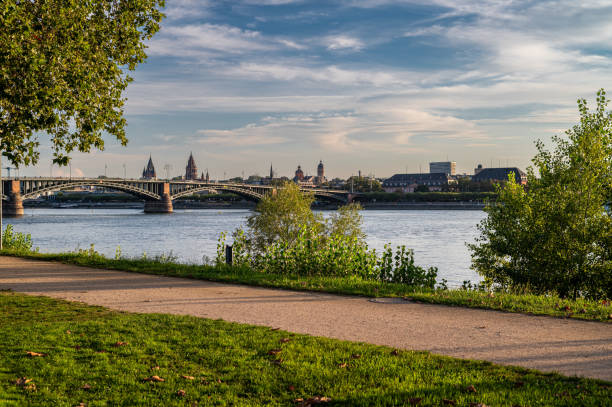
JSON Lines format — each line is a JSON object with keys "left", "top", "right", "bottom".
{"left": 0, "top": 0, "right": 164, "bottom": 166}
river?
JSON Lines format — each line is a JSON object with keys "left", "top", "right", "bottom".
{"left": 4, "top": 208, "right": 486, "bottom": 287}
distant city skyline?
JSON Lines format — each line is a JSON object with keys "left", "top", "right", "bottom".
{"left": 13, "top": 1, "right": 612, "bottom": 178}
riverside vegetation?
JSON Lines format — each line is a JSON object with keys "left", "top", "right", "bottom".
{"left": 470, "top": 90, "right": 612, "bottom": 301}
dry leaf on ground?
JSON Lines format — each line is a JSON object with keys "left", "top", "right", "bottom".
{"left": 294, "top": 396, "right": 331, "bottom": 406}
{"left": 177, "top": 389, "right": 186, "bottom": 397}
{"left": 143, "top": 375, "right": 165, "bottom": 382}
{"left": 181, "top": 375, "right": 195, "bottom": 380}
{"left": 26, "top": 351, "right": 47, "bottom": 357}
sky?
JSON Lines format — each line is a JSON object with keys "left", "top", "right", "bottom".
{"left": 21, "top": 0, "right": 612, "bottom": 179}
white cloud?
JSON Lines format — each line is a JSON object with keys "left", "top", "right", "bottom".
{"left": 148, "top": 24, "right": 271, "bottom": 57}
{"left": 324, "top": 35, "right": 365, "bottom": 51}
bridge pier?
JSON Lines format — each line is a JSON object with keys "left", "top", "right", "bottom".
{"left": 144, "top": 195, "right": 173, "bottom": 213}
{"left": 2, "top": 180, "right": 24, "bottom": 217}
{"left": 144, "top": 183, "right": 173, "bottom": 213}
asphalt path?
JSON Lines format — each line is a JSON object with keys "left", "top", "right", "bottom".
{"left": 1, "top": 256, "right": 611, "bottom": 381}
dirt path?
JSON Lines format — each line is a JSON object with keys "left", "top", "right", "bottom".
{"left": 1, "top": 256, "right": 611, "bottom": 382}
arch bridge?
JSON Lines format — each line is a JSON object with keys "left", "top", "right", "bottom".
{"left": 1, "top": 178, "right": 354, "bottom": 216}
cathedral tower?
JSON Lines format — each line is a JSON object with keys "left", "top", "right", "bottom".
{"left": 185, "top": 152, "right": 198, "bottom": 180}
{"left": 142, "top": 155, "right": 156, "bottom": 179}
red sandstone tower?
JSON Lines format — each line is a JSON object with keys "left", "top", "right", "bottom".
{"left": 185, "top": 152, "right": 198, "bottom": 180}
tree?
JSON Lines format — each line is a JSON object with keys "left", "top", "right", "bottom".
{"left": 0, "top": 0, "right": 164, "bottom": 166}
{"left": 246, "top": 182, "right": 323, "bottom": 252}
{"left": 470, "top": 90, "right": 612, "bottom": 299}
{"left": 344, "top": 176, "right": 383, "bottom": 192}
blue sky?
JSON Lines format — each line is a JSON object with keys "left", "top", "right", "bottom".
{"left": 27, "top": 0, "right": 612, "bottom": 179}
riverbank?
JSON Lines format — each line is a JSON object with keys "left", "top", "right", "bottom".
{"left": 2, "top": 291, "right": 609, "bottom": 406}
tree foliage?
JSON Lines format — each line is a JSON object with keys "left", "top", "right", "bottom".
{"left": 470, "top": 90, "right": 612, "bottom": 299}
{"left": 245, "top": 182, "right": 323, "bottom": 253}
{"left": 217, "top": 181, "right": 438, "bottom": 288}
{"left": 343, "top": 176, "right": 383, "bottom": 192}
{"left": 0, "top": 0, "right": 164, "bottom": 166}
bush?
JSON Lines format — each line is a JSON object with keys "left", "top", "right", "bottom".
{"left": 1, "top": 225, "right": 34, "bottom": 253}
{"left": 469, "top": 90, "right": 612, "bottom": 300}
{"left": 217, "top": 182, "right": 438, "bottom": 289}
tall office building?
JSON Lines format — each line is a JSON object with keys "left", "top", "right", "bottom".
{"left": 429, "top": 161, "right": 456, "bottom": 175}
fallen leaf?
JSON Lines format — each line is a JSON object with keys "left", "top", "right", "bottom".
{"left": 81, "top": 384, "right": 92, "bottom": 390}
{"left": 390, "top": 349, "right": 400, "bottom": 356}
{"left": 66, "top": 330, "right": 72, "bottom": 335}
{"left": 143, "top": 375, "right": 165, "bottom": 382}
{"left": 113, "top": 341, "right": 128, "bottom": 347}
{"left": 280, "top": 338, "right": 291, "bottom": 343}
{"left": 476, "top": 326, "right": 486, "bottom": 329}
{"left": 181, "top": 375, "right": 195, "bottom": 380}
{"left": 350, "top": 354, "right": 361, "bottom": 359}
{"left": 337, "top": 362, "right": 348, "bottom": 368}
{"left": 14, "top": 377, "right": 32, "bottom": 387}
{"left": 270, "top": 327, "right": 280, "bottom": 331}
{"left": 177, "top": 389, "right": 186, "bottom": 397}
{"left": 25, "top": 383, "right": 37, "bottom": 392}
{"left": 294, "top": 396, "right": 331, "bottom": 406}
{"left": 466, "top": 384, "right": 477, "bottom": 393}
{"left": 469, "top": 403, "right": 489, "bottom": 407}
{"left": 409, "top": 397, "right": 422, "bottom": 405}
{"left": 268, "top": 349, "right": 282, "bottom": 356}
{"left": 442, "top": 400, "right": 456, "bottom": 406}
{"left": 216, "top": 379, "right": 222, "bottom": 383}
{"left": 152, "top": 366, "right": 160, "bottom": 370}
{"left": 26, "top": 351, "right": 46, "bottom": 357}
{"left": 75, "top": 403, "right": 87, "bottom": 407}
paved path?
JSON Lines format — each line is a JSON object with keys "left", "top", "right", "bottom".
{"left": 1, "top": 256, "right": 611, "bottom": 381}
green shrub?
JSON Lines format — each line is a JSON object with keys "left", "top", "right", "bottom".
{"left": 216, "top": 184, "right": 439, "bottom": 290}
{"left": 470, "top": 90, "right": 612, "bottom": 300}
{"left": 1, "top": 224, "right": 34, "bottom": 252}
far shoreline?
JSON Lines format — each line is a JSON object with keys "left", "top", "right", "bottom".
{"left": 23, "top": 201, "right": 485, "bottom": 211}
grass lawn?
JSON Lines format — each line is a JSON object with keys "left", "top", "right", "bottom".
{"left": 0, "top": 292, "right": 610, "bottom": 406}
{"left": 4, "top": 250, "right": 611, "bottom": 323}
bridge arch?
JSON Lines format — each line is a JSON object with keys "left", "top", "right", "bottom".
{"left": 312, "top": 191, "right": 349, "bottom": 204}
{"left": 20, "top": 180, "right": 161, "bottom": 201}
{"left": 171, "top": 185, "right": 264, "bottom": 202}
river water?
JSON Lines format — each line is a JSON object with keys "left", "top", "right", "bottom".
{"left": 5, "top": 208, "right": 486, "bottom": 286}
